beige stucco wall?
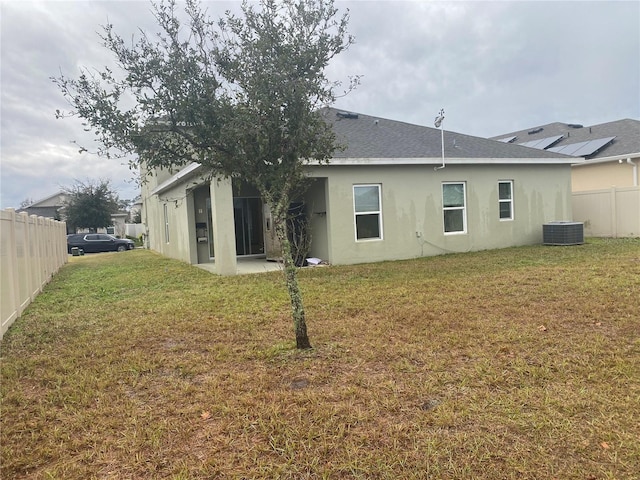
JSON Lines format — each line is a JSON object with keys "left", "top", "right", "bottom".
{"left": 141, "top": 173, "right": 194, "bottom": 264}
{"left": 142, "top": 171, "right": 238, "bottom": 274}
{"left": 303, "top": 178, "right": 330, "bottom": 261}
{"left": 142, "top": 162, "right": 573, "bottom": 271}
{"left": 572, "top": 157, "right": 639, "bottom": 191}
{"left": 306, "top": 163, "right": 572, "bottom": 266}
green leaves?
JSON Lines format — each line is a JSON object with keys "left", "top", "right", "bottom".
{"left": 52, "top": 0, "right": 354, "bottom": 189}
{"left": 52, "top": 0, "right": 356, "bottom": 348}
{"left": 63, "top": 179, "right": 120, "bottom": 231}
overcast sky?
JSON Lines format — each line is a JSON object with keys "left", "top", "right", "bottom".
{"left": 1, "top": 0, "right": 639, "bottom": 209}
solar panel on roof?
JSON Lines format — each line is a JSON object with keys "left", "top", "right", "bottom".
{"left": 571, "top": 137, "right": 616, "bottom": 157}
{"left": 517, "top": 135, "right": 564, "bottom": 150}
{"left": 547, "top": 136, "right": 615, "bottom": 157}
{"left": 497, "top": 136, "right": 517, "bottom": 143}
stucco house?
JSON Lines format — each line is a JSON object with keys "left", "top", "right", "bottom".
{"left": 141, "top": 109, "right": 579, "bottom": 275}
{"left": 492, "top": 119, "right": 640, "bottom": 237}
{"left": 19, "top": 191, "right": 131, "bottom": 237}
{"left": 17, "top": 192, "right": 67, "bottom": 222}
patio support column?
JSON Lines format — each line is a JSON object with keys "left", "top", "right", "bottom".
{"left": 210, "top": 177, "right": 237, "bottom": 275}
{"left": 185, "top": 191, "right": 198, "bottom": 265}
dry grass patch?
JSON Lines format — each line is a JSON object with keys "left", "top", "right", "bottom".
{"left": 2, "top": 239, "right": 639, "bottom": 479}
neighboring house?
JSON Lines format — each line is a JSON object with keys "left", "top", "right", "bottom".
{"left": 17, "top": 191, "right": 67, "bottom": 227}
{"left": 141, "top": 108, "right": 578, "bottom": 275}
{"left": 18, "top": 191, "right": 72, "bottom": 233}
{"left": 112, "top": 212, "right": 128, "bottom": 237}
{"left": 492, "top": 119, "right": 640, "bottom": 237}
{"left": 18, "top": 191, "right": 132, "bottom": 237}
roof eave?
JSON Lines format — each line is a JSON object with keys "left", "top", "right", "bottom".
{"left": 150, "top": 163, "right": 203, "bottom": 196}
{"left": 306, "top": 157, "right": 580, "bottom": 166}
{"left": 572, "top": 152, "right": 640, "bottom": 166}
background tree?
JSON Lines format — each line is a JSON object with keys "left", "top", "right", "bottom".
{"left": 19, "top": 198, "right": 34, "bottom": 209}
{"left": 53, "top": 0, "right": 355, "bottom": 349}
{"left": 63, "top": 179, "right": 120, "bottom": 233}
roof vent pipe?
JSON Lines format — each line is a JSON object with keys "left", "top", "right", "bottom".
{"left": 434, "top": 108, "right": 446, "bottom": 171}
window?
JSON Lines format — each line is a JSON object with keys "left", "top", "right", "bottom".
{"left": 106, "top": 226, "right": 115, "bottom": 235}
{"left": 442, "top": 182, "right": 467, "bottom": 234}
{"left": 163, "top": 203, "right": 170, "bottom": 243}
{"left": 353, "top": 184, "right": 382, "bottom": 240}
{"left": 498, "top": 181, "right": 514, "bottom": 220}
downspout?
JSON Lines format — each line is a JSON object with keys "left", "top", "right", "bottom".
{"left": 626, "top": 158, "right": 638, "bottom": 187}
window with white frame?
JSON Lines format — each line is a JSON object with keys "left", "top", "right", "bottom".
{"left": 442, "top": 182, "right": 467, "bottom": 234}
{"left": 163, "top": 203, "right": 170, "bottom": 243}
{"left": 353, "top": 184, "right": 382, "bottom": 240}
{"left": 498, "top": 180, "right": 514, "bottom": 220}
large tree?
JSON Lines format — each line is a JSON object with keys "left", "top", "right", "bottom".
{"left": 63, "top": 179, "right": 120, "bottom": 233}
{"left": 53, "top": 0, "right": 355, "bottom": 349}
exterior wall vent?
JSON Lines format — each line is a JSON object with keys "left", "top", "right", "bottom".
{"left": 543, "top": 222, "right": 584, "bottom": 245}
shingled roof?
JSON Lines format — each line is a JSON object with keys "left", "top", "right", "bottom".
{"left": 319, "top": 108, "right": 574, "bottom": 161}
{"left": 491, "top": 118, "right": 640, "bottom": 159}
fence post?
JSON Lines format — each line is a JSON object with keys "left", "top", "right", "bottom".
{"left": 1, "top": 210, "right": 18, "bottom": 337}
{"left": 25, "top": 214, "right": 33, "bottom": 299}
{"left": 38, "top": 215, "right": 46, "bottom": 292}
{"left": 609, "top": 187, "right": 617, "bottom": 238}
{"left": 10, "top": 210, "right": 20, "bottom": 317}
{"left": 44, "top": 217, "right": 52, "bottom": 284}
{"left": 21, "top": 213, "right": 34, "bottom": 303}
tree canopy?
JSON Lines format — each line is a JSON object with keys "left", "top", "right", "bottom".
{"left": 53, "top": 0, "right": 356, "bottom": 349}
{"left": 63, "top": 180, "right": 120, "bottom": 233}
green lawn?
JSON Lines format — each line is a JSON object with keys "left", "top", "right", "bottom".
{"left": 1, "top": 239, "right": 639, "bottom": 479}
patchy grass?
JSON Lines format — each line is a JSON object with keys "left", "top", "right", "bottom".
{"left": 1, "top": 238, "right": 639, "bottom": 479}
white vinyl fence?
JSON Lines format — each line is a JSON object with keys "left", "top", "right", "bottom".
{"left": 1, "top": 209, "right": 68, "bottom": 339}
{"left": 125, "top": 223, "right": 146, "bottom": 238}
{"left": 572, "top": 186, "right": 640, "bottom": 238}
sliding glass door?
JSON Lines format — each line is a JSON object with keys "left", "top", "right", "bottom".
{"left": 233, "top": 197, "right": 264, "bottom": 256}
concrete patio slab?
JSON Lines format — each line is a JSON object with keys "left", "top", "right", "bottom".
{"left": 196, "top": 257, "right": 283, "bottom": 275}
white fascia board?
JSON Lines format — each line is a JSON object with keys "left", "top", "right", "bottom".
{"left": 150, "top": 163, "right": 203, "bottom": 196}
{"left": 572, "top": 152, "right": 640, "bottom": 166}
{"left": 306, "top": 157, "right": 580, "bottom": 166}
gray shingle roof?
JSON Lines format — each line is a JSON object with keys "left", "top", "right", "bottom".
{"left": 320, "top": 108, "right": 572, "bottom": 160}
{"left": 491, "top": 119, "right": 640, "bottom": 159}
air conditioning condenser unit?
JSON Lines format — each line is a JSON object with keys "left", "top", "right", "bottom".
{"left": 543, "top": 221, "right": 584, "bottom": 246}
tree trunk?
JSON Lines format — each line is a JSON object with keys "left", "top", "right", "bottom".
{"left": 273, "top": 208, "right": 312, "bottom": 350}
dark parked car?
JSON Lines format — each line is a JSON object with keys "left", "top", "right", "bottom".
{"left": 67, "top": 233, "right": 135, "bottom": 254}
